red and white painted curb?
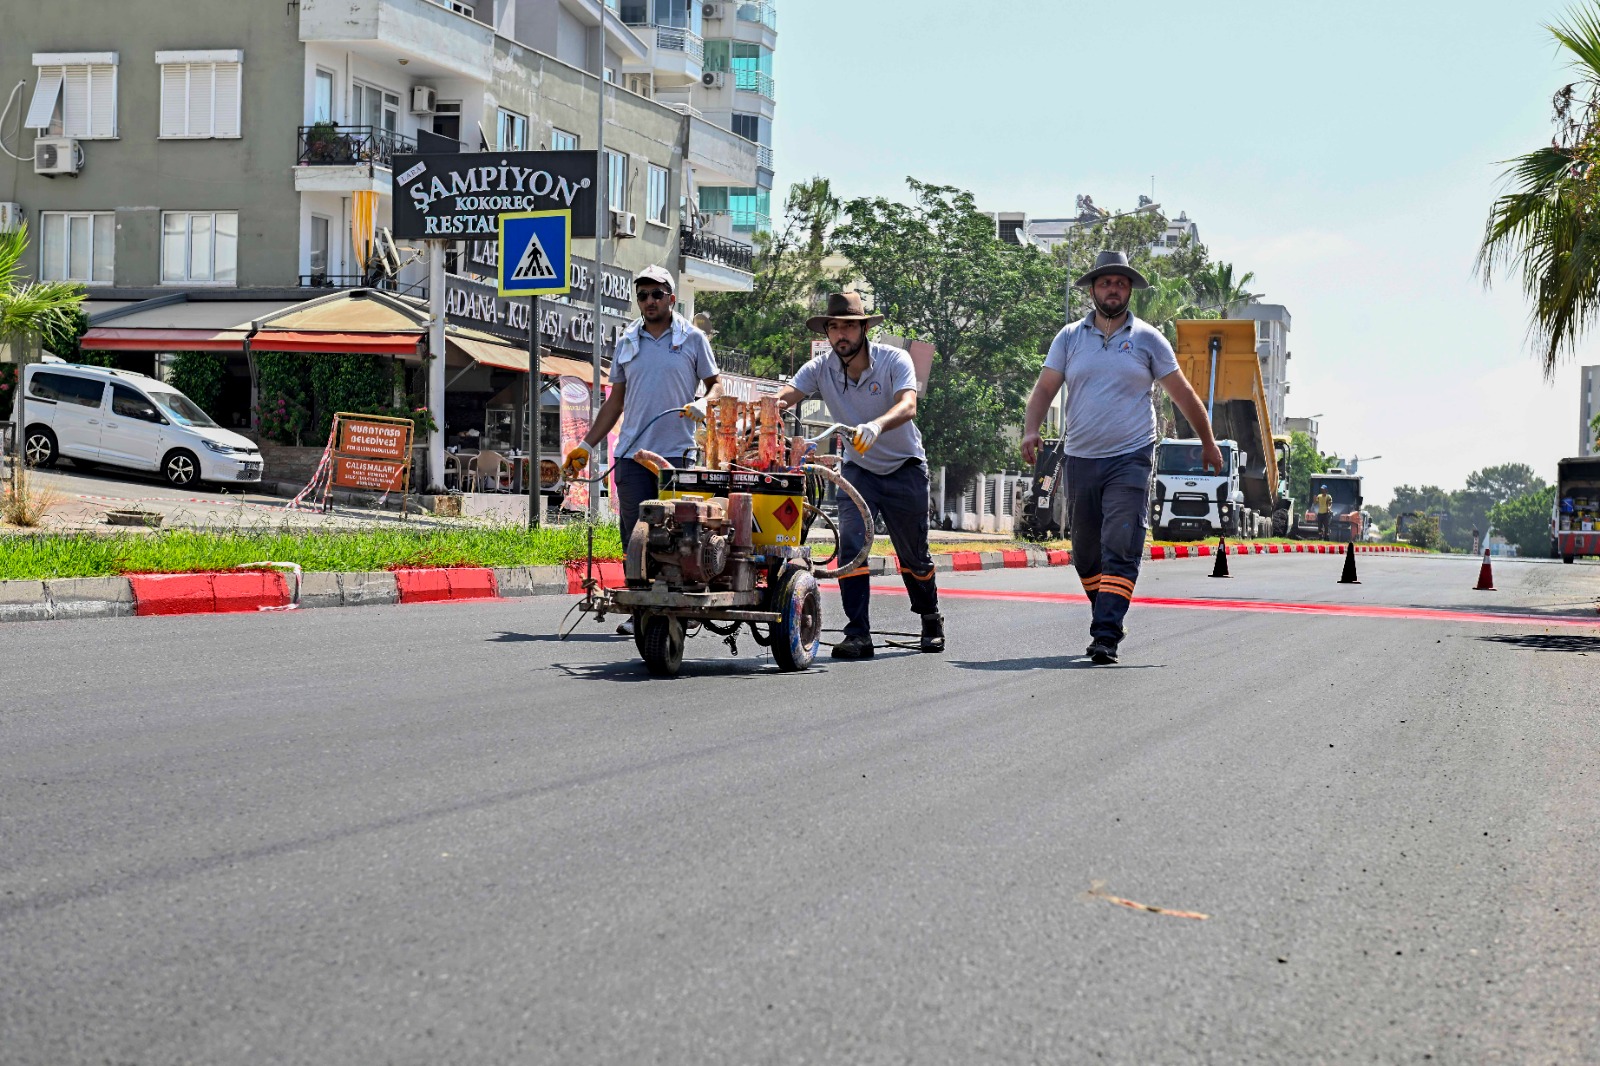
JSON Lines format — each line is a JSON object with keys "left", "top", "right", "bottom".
{"left": 0, "top": 543, "right": 1421, "bottom": 624}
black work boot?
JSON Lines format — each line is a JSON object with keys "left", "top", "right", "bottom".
{"left": 920, "top": 612, "right": 946, "bottom": 653}
{"left": 1085, "top": 641, "right": 1118, "bottom": 665}
{"left": 831, "top": 634, "right": 875, "bottom": 659}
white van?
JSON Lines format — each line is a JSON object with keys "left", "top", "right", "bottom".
{"left": 19, "top": 362, "right": 262, "bottom": 488}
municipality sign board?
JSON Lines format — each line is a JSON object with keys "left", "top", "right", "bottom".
{"left": 498, "top": 210, "right": 571, "bottom": 297}
{"left": 390, "top": 150, "right": 598, "bottom": 239}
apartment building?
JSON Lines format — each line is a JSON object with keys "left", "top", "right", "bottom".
{"left": 0, "top": 0, "right": 759, "bottom": 335}
{"left": 1581, "top": 365, "right": 1600, "bottom": 456}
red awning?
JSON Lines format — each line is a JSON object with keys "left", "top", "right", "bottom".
{"left": 81, "top": 328, "right": 250, "bottom": 352}
{"left": 251, "top": 330, "right": 421, "bottom": 355}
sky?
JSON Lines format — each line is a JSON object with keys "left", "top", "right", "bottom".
{"left": 769, "top": 0, "right": 1593, "bottom": 505}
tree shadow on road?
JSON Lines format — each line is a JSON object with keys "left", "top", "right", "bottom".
{"left": 948, "top": 656, "right": 1164, "bottom": 672}
{"left": 489, "top": 631, "right": 616, "bottom": 643}
{"left": 1478, "top": 633, "right": 1600, "bottom": 654}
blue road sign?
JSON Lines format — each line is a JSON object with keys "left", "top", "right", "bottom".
{"left": 498, "top": 210, "right": 572, "bottom": 297}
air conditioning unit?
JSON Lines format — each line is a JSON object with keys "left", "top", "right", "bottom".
{"left": 611, "top": 209, "right": 638, "bottom": 239}
{"left": 701, "top": 71, "right": 726, "bottom": 89}
{"left": 0, "top": 203, "right": 22, "bottom": 233}
{"left": 34, "top": 137, "right": 80, "bottom": 177}
{"left": 410, "top": 86, "right": 438, "bottom": 115}
{"left": 702, "top": 2, "right": 724, "bottom": 18}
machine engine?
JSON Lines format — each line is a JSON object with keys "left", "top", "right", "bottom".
{"left": 626, "top": 493, "right": 758, "bottom": 593}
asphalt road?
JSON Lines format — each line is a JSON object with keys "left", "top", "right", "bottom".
{"left": 3, "top": 552, "right": 1598, "bottom": 1064}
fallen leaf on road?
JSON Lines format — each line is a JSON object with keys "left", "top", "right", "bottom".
{"left": 1081, "top": 880, "right": 1210, "bottom": 920}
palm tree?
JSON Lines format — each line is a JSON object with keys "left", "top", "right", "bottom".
{"left": 1129, "top": 271, "right": 1195, "bottom": 344}
{"left": 1, "top": 224, "right": 84, "bottom": 474}
{"left": 1477, "top": 8, "right": 1600, "bottom": 376}
{"left": 1192, "top": 261, "right": 1259, "bottom": 317}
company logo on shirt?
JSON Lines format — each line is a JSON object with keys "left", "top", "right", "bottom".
{"left": 869, "top": 381, "right": 881, "bottom": 395}
{"left": 1119, "top": 339, "right": 1133, "bottom": 353}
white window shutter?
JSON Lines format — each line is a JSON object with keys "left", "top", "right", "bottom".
{"left": 214, "top": 63, "right": 241, "bottom": 137}
{"left": 25, "top": 68, "right": 63, "bottom": 130}
{"left": 62, "top": 66, "right": 89, "bottom": 136}
{"left": 160, "top": 64, "right": 187, "bottom": 137}
{"left": 189, "top": 65, "right": 214, "bottom": 137}
{"left": 87, "top": 64, "right": 116, "bottom": 138}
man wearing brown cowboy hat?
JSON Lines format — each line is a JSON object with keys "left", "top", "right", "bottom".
{"left": 774, "top": 292, "right": 943, "bottom": 659}
{"left": 1021, "top": 250, "right": 1221, "bottom": 665}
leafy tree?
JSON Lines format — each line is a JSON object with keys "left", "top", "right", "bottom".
{"left": 1129, "top": 269, "right": 1197, "bottom": 344}
{"left": 1465, "top": 462, "right": 1546, "bottom": 504}
{"left": 1403, "top": 511, "right": 1444, "bottom": 550}
{"left": 695, "top": 176, "right": 844, "bottom": 379}
{"left": 832, "top": 178, "right": 1064, "bottom": 484}
{"left": 1476, "top": 8, "right": 1600, "bottom": 375}
{"left": 310, "top": 353, "right": 396, "bottom": 438}
{"left": 1489, "top": 484, "right": 1557, "bottom": 555}
{"left": 0, "top": 225, "right": 84, "bottom": 466}
{"left": 1192, "top": 261, "right": 1259, "bottom": 317}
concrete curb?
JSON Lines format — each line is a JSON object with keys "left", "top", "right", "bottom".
{"left": 0, "top": 543, "right": 1428, "bottom": 624}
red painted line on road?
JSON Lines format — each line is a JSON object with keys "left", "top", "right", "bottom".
{"left": 841, "top": 582, "right": 1600, "bottom": 628}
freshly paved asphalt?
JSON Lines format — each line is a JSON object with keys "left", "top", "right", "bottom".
{"left": 3, "top": 552, "right": 1598, "bottom": 1064}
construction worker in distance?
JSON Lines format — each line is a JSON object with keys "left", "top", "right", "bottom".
{"left": 1020, "top": 249, "right": 1223, "bottom": 666}
{"left": 774, "top": 291, "right": 944, "bottom": 659}
{"left": 1314, "top": 484, "right": 1334, "bottom": 540}
{"left": 562, "top": 265, "right": 720, "bottom": 636}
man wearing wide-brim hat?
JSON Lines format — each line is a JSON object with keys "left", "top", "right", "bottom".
{"left": 1020, "top": 249, "right": 1222, "bottom": 665}
{"left": 775, "top": 292, "right": 944, "bottom": 658}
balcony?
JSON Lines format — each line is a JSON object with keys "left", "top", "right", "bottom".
{"left": 295, "top": 124, "right": 415, "bottom": 195}
{"left": 688, "top": 115, "right": 758, "bottom": 187}
{"left": 682, "top": 227, "right": 753, "bottom": 272}
{"left": 298, "top": 125, "right": 416, "bottom": 168}
{"left": 736, "top": 2, "right": 777, "bottom": 29}
{"left": 755, "top": 142, "right": 773, "bottom": 170}
{"left": 734, "top": 68, "right": 775, "bottom": 100}
{"left": 298, "top": 0, "right": 494, "bottom": 83}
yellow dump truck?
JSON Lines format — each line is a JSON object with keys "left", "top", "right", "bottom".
{"left": 1150, "top": 320, "right": 1293, "bottom": 540}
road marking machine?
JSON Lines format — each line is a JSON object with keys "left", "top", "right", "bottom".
{"left": 564, "top": 396, "right": 872, "bottom": 677}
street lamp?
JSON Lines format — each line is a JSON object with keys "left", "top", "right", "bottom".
{"left": 1347, "top": 454, "right": 1382, "bottom": 474}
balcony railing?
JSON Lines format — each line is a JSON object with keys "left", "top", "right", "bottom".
{"left": 654, "top": 26, "right": 705, "bottom": 61}
{"left": 733, "top": 69, "right": 775, "bottom": 100}
{"left": 735, "top": 1, "right": 777, "bottom": 29}
{"left": 681, "top": 227, "right": 754, "bottom": 273}
{"left": 755, "top": 142, "right": 773, "bottom": 170}
{"left": 716, "top": 347, "right": 755, "bottom": 376}
{"left": 729, "top": 208, "right": 771, "bottom": 234}
{"left": 297, "top": 125, "right": 417, "bottom": 169}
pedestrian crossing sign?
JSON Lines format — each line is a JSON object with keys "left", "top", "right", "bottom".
{"left": 497, "top": 210, "right": 572, "bottom": 297}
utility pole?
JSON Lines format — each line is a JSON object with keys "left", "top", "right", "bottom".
{"left": 590, "top": 25, "right": 608, "bottom": 521}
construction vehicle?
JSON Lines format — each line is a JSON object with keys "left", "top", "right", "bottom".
{"left": 567, "top": 398, "right": 871, "bottom": 678}
{"left": 1553, "top": 456, "right": 1600, "bottom": 563}
{"left": 1296, "top": 468, "right": 1364, "bottom": 542}
{"left": 1150, "top": 320, "right": 1293, "bottom": 540}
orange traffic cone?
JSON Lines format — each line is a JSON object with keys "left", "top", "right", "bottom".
{"left": 1474, "top": 550, "right": 1495, "bottom": 591}
{"left": 1337, "top": 541, "right": 1360, "bottom": 584}
{"left": 1210, "top": 538, "right": 1231, "bottom": 578}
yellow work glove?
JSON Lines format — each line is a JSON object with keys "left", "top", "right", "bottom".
{"left": 682, "top": 398, "right": 709, "bottom": 422}
{"left": 851, "top": 421, "right": 882, "bottom": 454}
{"left": 561, "top": 442, "right": 591, "bottom": 480}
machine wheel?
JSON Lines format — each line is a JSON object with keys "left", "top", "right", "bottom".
{"left": 638, "top": 613, "right": 685, "bottom": 678}
{"left": 1272, "top": 508, "right": 1290, "bottom": 537}
{"left": 23, "top": 425, "right": 58, "bottom": 468}
{"left": 771, "top": 569, "right": 822, "bottom": 672}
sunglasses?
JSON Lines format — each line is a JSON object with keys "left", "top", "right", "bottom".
{"left": 636, "top": 288, "right": 672, "bottom": 303}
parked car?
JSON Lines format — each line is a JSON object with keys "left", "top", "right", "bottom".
{"left": 18, "top": 361, "right": 262, "bottom": 488}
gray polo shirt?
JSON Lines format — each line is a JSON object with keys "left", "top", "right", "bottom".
{"left": 790, "top": 342, "right": 924, "bottom": 475}
{"left": 1044, "top": 312, "right": 1180, "bottom": 459}
{"left": 611, "top": 321, "right": 718, "bottom": 458}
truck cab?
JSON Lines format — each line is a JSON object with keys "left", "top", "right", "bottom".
{"left": 1150, "top": 438, "right": 1271, "bottom": 540}
{"left": 1297, "top": 469, "right": 1364, "bottom": 542}
{"left": 1554, "top": 456, "right": 1600, "bottom": 562}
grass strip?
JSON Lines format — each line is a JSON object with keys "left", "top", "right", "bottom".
{"left": 0, "top": 524, "right": 627, "bottom": 581}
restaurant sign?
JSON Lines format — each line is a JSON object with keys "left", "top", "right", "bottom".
{"left": 391, "top": 151, "right": 599, "bottom": 239}
{"left": 445, "top": 269, "right": 632, "bottom": 359}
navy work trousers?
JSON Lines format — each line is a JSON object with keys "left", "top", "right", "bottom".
{"left": 614, "top": 455, "right": 690, "bottom": 536}
{"left": 837, "top": 460, "right": 939, "bottom": 639}
{"left": 1066, "top": 444, "right": 1154, "bottom": 648}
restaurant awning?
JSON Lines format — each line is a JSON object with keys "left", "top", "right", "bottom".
{"left": 81, "top": 298, "right": 308, "bottom": 352}
{"left": 253, "top": 330, "right": 421, "bottom": 355}
{"left": 448, "top": 334, "right": 609, "bottom": 385}
{"left": 81, "top": 327, "right": 252, "bottom": 352}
